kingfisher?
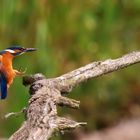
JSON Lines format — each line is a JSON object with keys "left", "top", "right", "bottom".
{"left": 0, "top": 46, "right": 36, "bottom": 99}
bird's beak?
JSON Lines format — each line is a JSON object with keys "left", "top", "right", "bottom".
{"left": 24, "top": 48, "right": 37, "bottom": 52}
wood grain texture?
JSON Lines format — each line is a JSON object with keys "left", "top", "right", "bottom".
{"left": 9, "top": 51, "right": 140, "bottom": 140}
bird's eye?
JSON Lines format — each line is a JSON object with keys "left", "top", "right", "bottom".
{"left": 16, "top": 48, "right": 24, "bottom": 52}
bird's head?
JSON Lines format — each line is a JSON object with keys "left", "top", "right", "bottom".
{"left": 0, "top": 46, "right": 36, "bottom": 56}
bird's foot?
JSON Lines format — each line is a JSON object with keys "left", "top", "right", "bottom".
{"left": 14, "top": 68, "right": 27, "bottom": 76}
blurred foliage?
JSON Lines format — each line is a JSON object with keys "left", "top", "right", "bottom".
{"left": 0, "top": 0, "right": 140, "bottom": 139}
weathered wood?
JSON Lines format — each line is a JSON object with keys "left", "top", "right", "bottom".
{"left": 9, "top": 51, "right": 140, "bottom": 140}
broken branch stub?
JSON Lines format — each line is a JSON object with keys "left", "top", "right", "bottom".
{"left": 10, "top": 74, "right": 85, "bottom": 140}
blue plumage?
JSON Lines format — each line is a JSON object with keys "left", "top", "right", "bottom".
{"left": 0, "top": 72, "right": 7, "bottom": 99}
{"left": 7, "top": 45, "right": 22, "bottom": 50}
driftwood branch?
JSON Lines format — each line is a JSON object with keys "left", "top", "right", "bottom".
{"left": 9, "top": 51, "right": 140, "bottom": 140}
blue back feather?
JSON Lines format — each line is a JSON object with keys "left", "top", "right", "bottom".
{"left": 7, "top": 45, "right": 22, "bottom": 50}
{"left": 0, "top": 72, "right": 7, "bottom": 99}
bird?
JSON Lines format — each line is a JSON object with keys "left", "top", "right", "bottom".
{"left": 0, "top": 46, "right": 36, "bottom": 99}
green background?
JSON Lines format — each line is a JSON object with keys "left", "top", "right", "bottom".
{"left": 0, "top": 0, "right": 140, "bottom": 139}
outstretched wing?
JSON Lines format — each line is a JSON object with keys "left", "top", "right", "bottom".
{"left": 0, "top": 72, "right": 7, "bottom": 99}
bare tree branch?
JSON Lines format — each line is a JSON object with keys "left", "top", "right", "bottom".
{"left": 55, "top": 51, "right": 140, "bottom": 92}
{"left": 9, "top": 51, "right": 140, "bottom": 140}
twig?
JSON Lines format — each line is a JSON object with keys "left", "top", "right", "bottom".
{"left": 5, "top": 107, "right": 26, "bottom": 119}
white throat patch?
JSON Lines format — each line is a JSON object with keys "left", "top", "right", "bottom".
{"left": 5, "top": 49, "right": 15, "bottom": 53}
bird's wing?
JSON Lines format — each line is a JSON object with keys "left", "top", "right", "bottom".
{"left": 0, "top": 56, "right": 7, "bottom": 99}
{"left": 0, "top": 72, "right": 7, "bottom": 99}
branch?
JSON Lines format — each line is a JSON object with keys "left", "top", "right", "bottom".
{"left": 55, "top": 51, "right": 140, "bottom": 92}
{"left": 9, "top": 51, "right": 140, "bottom": 140}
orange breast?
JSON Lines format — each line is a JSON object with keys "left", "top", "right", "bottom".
{"left": 3, "top": 66, "right": 15, "bottom": 87}
{"left": 1, "top": 52, "right": 15, "bottom": 87}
